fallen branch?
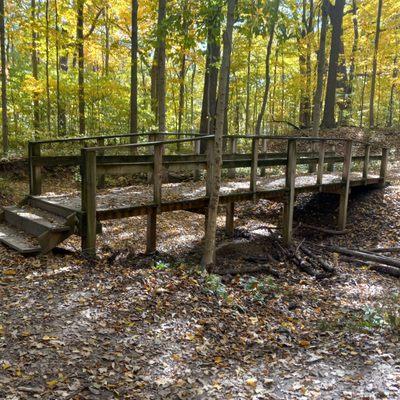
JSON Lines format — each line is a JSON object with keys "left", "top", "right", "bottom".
{"left": 317, "top": 244, "right": 400, "bottom": 269}
{"left": 300, "top": 245, "right": 335, "bottom": 273}
{"left": 369, "top": 247, "right": 400, "bottom": 254}
{"left": 298, "top": 223, "right": 347, "bottom": 235}
{"left": 215, "top": 263, "right": 280, "bottom": 277}
{"left": 370, "top": 264, "right": 400, "bottom": 278}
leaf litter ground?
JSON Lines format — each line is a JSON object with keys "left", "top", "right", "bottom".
{"left": 0, "top": 164, "right": 399, "bottom": 399}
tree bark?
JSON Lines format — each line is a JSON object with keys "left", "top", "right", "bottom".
{"left": 45, "top": 0, "right": 51, "bottom": 134}
{"left": 387, "top": 56, "right": 398, "bottom": 127}
{"left": 254, "top": 0, "right": 280, "bottom": 136}
{"left": 130, "top": 0, "right": 138, "bottom": 139}
{"left": 156, "top": 0, "right": 167, "bottom": 132}
{"left": 369, "top": 0, "right": 383, "bottom": 128}
{"left": 199, "top": 3, "right": 221, "bottom": 145}
{"left": 202, "top": 0, "right": 237, "bottom": 267}
{"left": 321, "top": 0, "right": 345, "bottom": 129}
{"left": 312, "top": 2, "right": 328, "bottom": 133}
{"left": 31, "top": 0, "right": 40, "bottom": 136}
{"left": 0, "top": 0, "right": 8, "bottom": 153}
{"left": 346, "top": 0, "right": 358, "bottom": 120}
{"left": 77, "top": 0, "right": 85, "bottom": 135}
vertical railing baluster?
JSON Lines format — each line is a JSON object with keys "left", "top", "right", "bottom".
{"left": 250, "top": 137, "right": 259, "bottom": 196}
{"left": 29, "top": 142, "right": 42, "bottom": 195}
{"left": 317, "top": 140, "right": 326, "bottom": 187}
{"left": 338, "top": 140, "right": 353, "bottom": 231}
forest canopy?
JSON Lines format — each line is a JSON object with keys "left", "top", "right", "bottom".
{"left": 0, "top": 0, "right": 399, "bottom": 154}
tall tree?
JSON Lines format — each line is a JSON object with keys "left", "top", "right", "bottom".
{"left": 321, "top": 0, "right": 345, "bottom": 129}
{"left": 254, "top": 0, "right": 281, "bottom": 136}
{"left": 312, "top": 1, "right": 328, "bottom": 132}
{"left": 156, "top": 0, "right": 167, "bottom": 132}
{"left": 0, "top": 0, "right": 7, "bottom": 153}
{"left": 202, "top": 0, "right": 237, "bottom": 267}
{"left": 199, "top": 0, "right": 221, "bottom": 139}
{"left": 31, "top": 0, "right": 40, "bottom": 136}
{"left": 77, "top": 0, "right": 85, "bottom": 135}
{"left": 45, "top": 0, "right": 51, "bottom": 133}
{"left": 369, "top": 0, "right": 383, "bottom": 128}
{"left": 130, "top": 0, "right": 138, "bottom": 138}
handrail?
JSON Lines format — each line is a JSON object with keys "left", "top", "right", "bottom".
{"left": 31, "top": 131, "right": 204, "bottom": 145}
{"left": 84, "top": 135, "right": 215, "bottom": 152}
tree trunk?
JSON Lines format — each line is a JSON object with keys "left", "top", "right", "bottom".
{"left": 312, "top": 2, "right": 328, "bottom": 133}
{"left": 321, "top": 0, "right": 345, "bottom": 129}
{"left": 387, "top": 56, "right": 398, "bottom": 127}
{"left": 369, "top": 0, "right": 383, "bottom": 128}
{"left": 77, "top": 0, "right": 85, "bottom": 135}
{"left": 45, "top": 0, "right": 51, "bottom": 134}
{"left": 31, "top": 0, "right": 40, "bottom": 136}
{"left": 254, "top": 0, "right": 280, "bottom": 136}
{"left": 202, "top": 0, "right": 237, "bottom": 267}
{"left": 190, "top": 62, "right": 196, "bottom": 129}
{"left": 105, "top": 5, "right": 110, "bottom": 77}
{"left": 199, "top": 5, "right": 221, "bottom": 146}
{"left": 244, "top": 38, "right": 252, "bottom": 133}
{"left": 156, "top": 0, "right": 167, "bottom": 132}
{"left": 347, "top": 0, "right": 358, "bottom": 120}
{"left": 359, "top": 67, "right": 367, "bottom": 127}
{"left": 0, "top": 0, "right": 8, "bottom": 154}
{"left": 130, "top": 0, "right": 138, "bottom": 139}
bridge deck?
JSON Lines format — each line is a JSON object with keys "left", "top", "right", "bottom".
{"left": 32, "top": 172, "right": 381, "bottom": 220}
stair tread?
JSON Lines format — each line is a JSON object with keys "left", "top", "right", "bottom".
{"left": 3, "top": 205, "right": 71, "bottom": 232}
{"left": 0, "top": 223, "right": 41, "bottom": 254}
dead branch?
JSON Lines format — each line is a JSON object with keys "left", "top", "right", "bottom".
{"left": 298, "top": 223, "right": 347, "bottom": 235}
{"left": 300, "top": 245, "right": 335, "bottom": 273}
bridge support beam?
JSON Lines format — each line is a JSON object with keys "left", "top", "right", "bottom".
{"left": 225, "top": 202, "right": 234, "bottom": 237}
{"left": 283, "top": 139, "right": 297, "bottom": 246}
{"left": 337, "top": 140, "right": 353, "bottom": 231}
{"left": 146, "top": 208, "right": 157, "bottom": 253}
{"left": 81, "top": 148, "right": 97, "bottom": 257}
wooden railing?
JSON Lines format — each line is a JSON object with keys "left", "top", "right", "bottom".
{"left": 26, "top": 133, "right": 389, "bottom": 256}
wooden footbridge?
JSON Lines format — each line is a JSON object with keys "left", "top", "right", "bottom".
{"left": 0, "top": 132, "right": 389, "bottom": 256}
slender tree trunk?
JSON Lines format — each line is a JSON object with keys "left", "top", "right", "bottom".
{"left": 199, "top": 5, "right": 221, "bottom": 143}
{"left": 177, "top": 53, "right": 186, "bottom": 134}
{"left": 202, "top": 0, "right": 237, "bottom": 267}
{"left": 77, "top": 0, "right": 85, "bottom": 135}
{"left": 55, "top": 0, "right": 62, "bottom": 136}
{"left": 45, "top": 0, "right": 51, "bottom": 134}
{"left": 369, "top": 0, "right": 383, "bottom": 128}
{"left": 105, "top": 5, "right": 110, "bottom": 77}
{"left": 190, "top": 62, "right": 196, "bottom": 129}
{"left": 347, "top": 0, "right": 358, "bottom": 120}
{"left": 130, "top": 0, "right": 138, "bottom": 138}
{"left": 255, "top": 0, "right": 280, "bottom": 136}
{"left": 321, "top": 0, "right": 345, "bottom": 129}
{"left": 312, "top": 3, "right": 328, "bottom": 133}
{"left": 31, "top": 0, "right": 40, "bottom": 136}
{"left": 0, "top": 0, "right": 8, "bottom": 153}
{"left": 156, "top": 0, "right": 167, "bottom": 132}
{"left": 244, "top": 37, "right": 252, "bottom": 133}
{"left": 359, "top": 67, "right": 367, "bottom": 127}
{"left": 387, "top": 56, "right": 398, "bottom": 127}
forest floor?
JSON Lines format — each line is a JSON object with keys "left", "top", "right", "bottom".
{"left": 0, "top": 130, "right": 399, "bottom": 399}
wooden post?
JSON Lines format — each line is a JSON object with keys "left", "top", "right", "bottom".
{"left": 97, "top": 138, "right": 106, "bottom": 188}
{"left": 146, "top": 143, "right": 163, "bottom": 254}
{"left": 193, "top": 139, "right": 201, "bottom": 181}
{"left": 282, "top": 139, "right": 297, "bottom": 246}
{"left": 250, "top": 137, "right": 259, "bottom": 195}
{"left": 81, "top": 148, "right": 97, "bottom": 257}
{"left": 206, "top": 137, "right": 215, "bottom": 197}
{"left": 228, "top": 137, "right": 237, "bottom": 179}
{"left": 327, "top": 144, "right": 335, "bottom": 172}
{"left": 308, "top": 142, "right": 318, "bottom": 173}
{"left": 362, "top": 144, "right": 370, "bottom": 183}
{"left": 316, "top": 140, "right": 326, "bottom": 186}
{"left": 260, "top": 137, "right": 268, "bottom": 177}
{"left": 29, "top": 142, "right": 42, "bottom": 195}
{"left": 379, "top": 147, "right": 388, "bottom": 186}
{"left": 338, "top": 140, "right": 353, "bottom": 231}
{"left": 225, "top": 202, "right": 234, "bottom": 237}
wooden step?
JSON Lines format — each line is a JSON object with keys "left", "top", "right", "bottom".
{"left": 3, "top": 206, "right": 71, "bottom": 237}
{"left": 28, "top": 196, "right": 77, "bottom": 218}
{"left": 0, "top": 224, "right": 41, "bottom": 255}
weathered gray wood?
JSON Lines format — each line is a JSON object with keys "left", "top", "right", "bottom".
{"left": 228, "top": 137, "right": 237, "bottom": 178}
{"left": 0, "top": 224, "right": 41, "bottom": 254}
{"left": 250, "top": 137, "right": 259, "bottom": 195}
{"left": 206, "top": 137, "right": 215, "bottom": 197}
{"left": 225, "top": 202, "right": 234, "bottom": 237}
{"left": 362, "top": 144, "right": 370, "bottom": 182}
{"left": 193, "top": 138, "right": 201, "bottom": 180}
{"left": 153, "top": 143, "right": 163, "bottom": 205}
{"left": 97, "top": 138, "right": 106, "bottom": 188}
{"left": 308, "top": 142, "right": 318, "bottom": 173}
{"left": 380, "top": 147, "right": 388, "bottom": 184}
{"left": 338, "top": 140, "right": 353, "bottom": 231}
{"left": 327, "top": 144, "right": 335, "bottom": 172}
{"left": 29, "top": 142, "right": 42, "bottom": 195}
{"left": 146, "top": 207, "right": 157, "bottom": 253}
{"left": 260, "top": 137, "right": 268, "bottom": 177}
{"left": 81, "top": 148, "right": 97, "bottom": 257}
{"left": 316, "top": 140, "right": 326, "bottom": 186}
{"left": 282, "top": 139, "right": 297, "bottom": 246}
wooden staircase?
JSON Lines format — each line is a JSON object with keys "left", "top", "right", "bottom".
{"left": 0, "top": 202, "right": 76, "bottom": 255}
